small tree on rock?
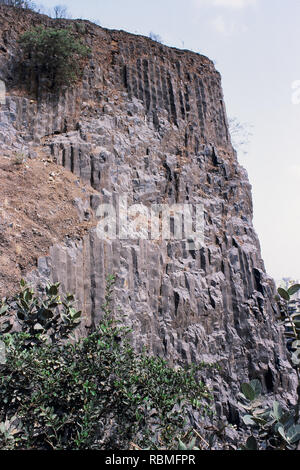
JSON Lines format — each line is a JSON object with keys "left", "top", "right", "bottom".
{"left": 19, "top": 26, "right": 90, "bottom": 89}
{"left": 52, "top": 4, "right": 71, "bottom": 19}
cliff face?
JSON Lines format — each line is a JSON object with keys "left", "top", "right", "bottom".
{"left": 0, "top": 6, "right": 296, "bottom": 421}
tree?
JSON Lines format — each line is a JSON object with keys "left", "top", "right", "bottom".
{"left": 149, "top": 31, "right": 162, "bottom": 43}
{"left": 19, "top": 26, "right": 90, "bottom": 89}
{"left": 228, "top": 117, "right": 253, "bottom": 155}
{"left": 52, "top": 4, "right": 71, "bottom": 19}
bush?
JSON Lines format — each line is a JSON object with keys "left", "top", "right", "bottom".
{"left": 52, "top": 5, "right": 71, "bottom": 19}
{"left": 277, "top": 283, "right": 300, "bottom": 421}
{"left": 19, "top": 26, "right": 90, "bottom": 89}
{"left": 239, "top": 379, "right": 300, "bottom": 450}
{"left": 239, "top": 284, "right": 300, "bottom": 450}
{"left": 0, "top": 276, "right": 211, "bottom": 450}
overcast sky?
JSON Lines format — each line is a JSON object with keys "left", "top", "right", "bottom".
{"left": 38, "top": 0, "right": 300, "bottom": 281}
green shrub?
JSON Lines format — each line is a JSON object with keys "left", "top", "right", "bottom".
{"left": 276, "top": 283, "right": 300, "bottom": 421}
{"left": 239, "top": 283, "right": 300, "bottom": 450}
{"left": 239, "top": 379, "right": 300, "bottom": 450}
{"left": 0, "top": 276, "right": 211, "bottom": 450}
{"left": 19, "top": 26, "right": 90, "bottom": 89}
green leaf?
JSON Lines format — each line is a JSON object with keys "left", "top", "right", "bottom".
{"left": 242, "top": 415, "right": 256, "bottom": 426}
{"left": 241, "top": 382, "right": 256, "bottom": 401}
{"left": 286, "top": 424, "right": 300, "bottom": 444}
{"left": 47, "top": 285, "right": 59, "bottom": 296}
{"left": 250, "top": 379, "right": 262, "bottom": 398}
{"left": 24, "top": 289, "right": 34, "bottom": 302}
{"left": 66, "top": 294, "right": 75, "bottom": 301}
{"left": 19, "top": 299, "right": 29, "bottom": 311}
{"left": 272, "top": 401, "right": 283, "bottom": 421}
{"left": 178, "top": 440, "right": 187, "bottom": 450}
{"left": 72, "top": 311, "right": 82, "bottom": 320}
{"left": 245, "top": 436, "right": 258, "bottom": 450}
{"left": 279, "top": 412, "right": 294, "bottom": 428}
{"left": 288, "top": 284, "right": 300, "bottom": 297}
{"left": 39, "top": 309, "right": 54, "bottom": 321}
{"left": 278, "top": 288, "right": 290, "bottom": 302}
{"left": 252, "top": 407, "right": 267, "bottom": 417}
{"left": 187, "top": 438, "right": 196, "bottom": 450}
{"left": 278, "top": 426, "right": 287, "bottom": 442}
{"left": 291, "top": 351, "right": 300, "bottom": 365}
{"left": 48, "top": 302, "right": 60, "bottom": 309}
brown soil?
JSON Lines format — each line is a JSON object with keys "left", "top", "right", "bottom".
{"left": 0, "top": 151, "right": 98, "bottom": 298}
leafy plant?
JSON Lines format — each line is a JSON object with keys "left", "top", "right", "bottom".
{"left": 0, "top": 276, "right": 211, "bottom": 450}
{"left": 0, "top": 416, "right": 22, "bottom": 449}
{"left": 19, "top": 26, "right": 90, "bottom": 89}
{"left": 239, "top": 379, "right": 300, "bottom": 450}
{"left": 276, "top": 283, "right": 300, "bottom": 421}
{"left": 178, "top": 437, "right": 199, "bottom": 450}
{"left": 12, "top": 151, "right": 26, "bottom": 165}
{"left": 2, "top": 279, "right": 82, "bottom": 345}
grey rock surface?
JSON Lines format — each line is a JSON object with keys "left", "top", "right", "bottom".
{"left": 0, "top": 5, "right": 296, "bottom": 423}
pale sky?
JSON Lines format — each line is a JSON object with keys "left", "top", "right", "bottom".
{"left": 38, "top": 0, "right": 300, "bottom": 281}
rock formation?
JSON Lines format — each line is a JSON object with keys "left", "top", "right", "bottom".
{"left": 0, "top": 5, "right": 296, "bottom": 423}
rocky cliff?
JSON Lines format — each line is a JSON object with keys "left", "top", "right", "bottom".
{"left": 0, "top": 5, "right": 296, "bottom": 424}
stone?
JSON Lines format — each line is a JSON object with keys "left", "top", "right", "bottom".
{"left": 0, "top": 4, "right": 296, "bottom": 427}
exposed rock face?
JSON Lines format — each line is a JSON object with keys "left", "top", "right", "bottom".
{"left": 0, "top": 5, "right": 296, "bottom": 421}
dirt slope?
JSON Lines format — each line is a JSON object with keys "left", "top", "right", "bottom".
{"left": 0, "top": 149, "right": 98, "bottom": 297}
